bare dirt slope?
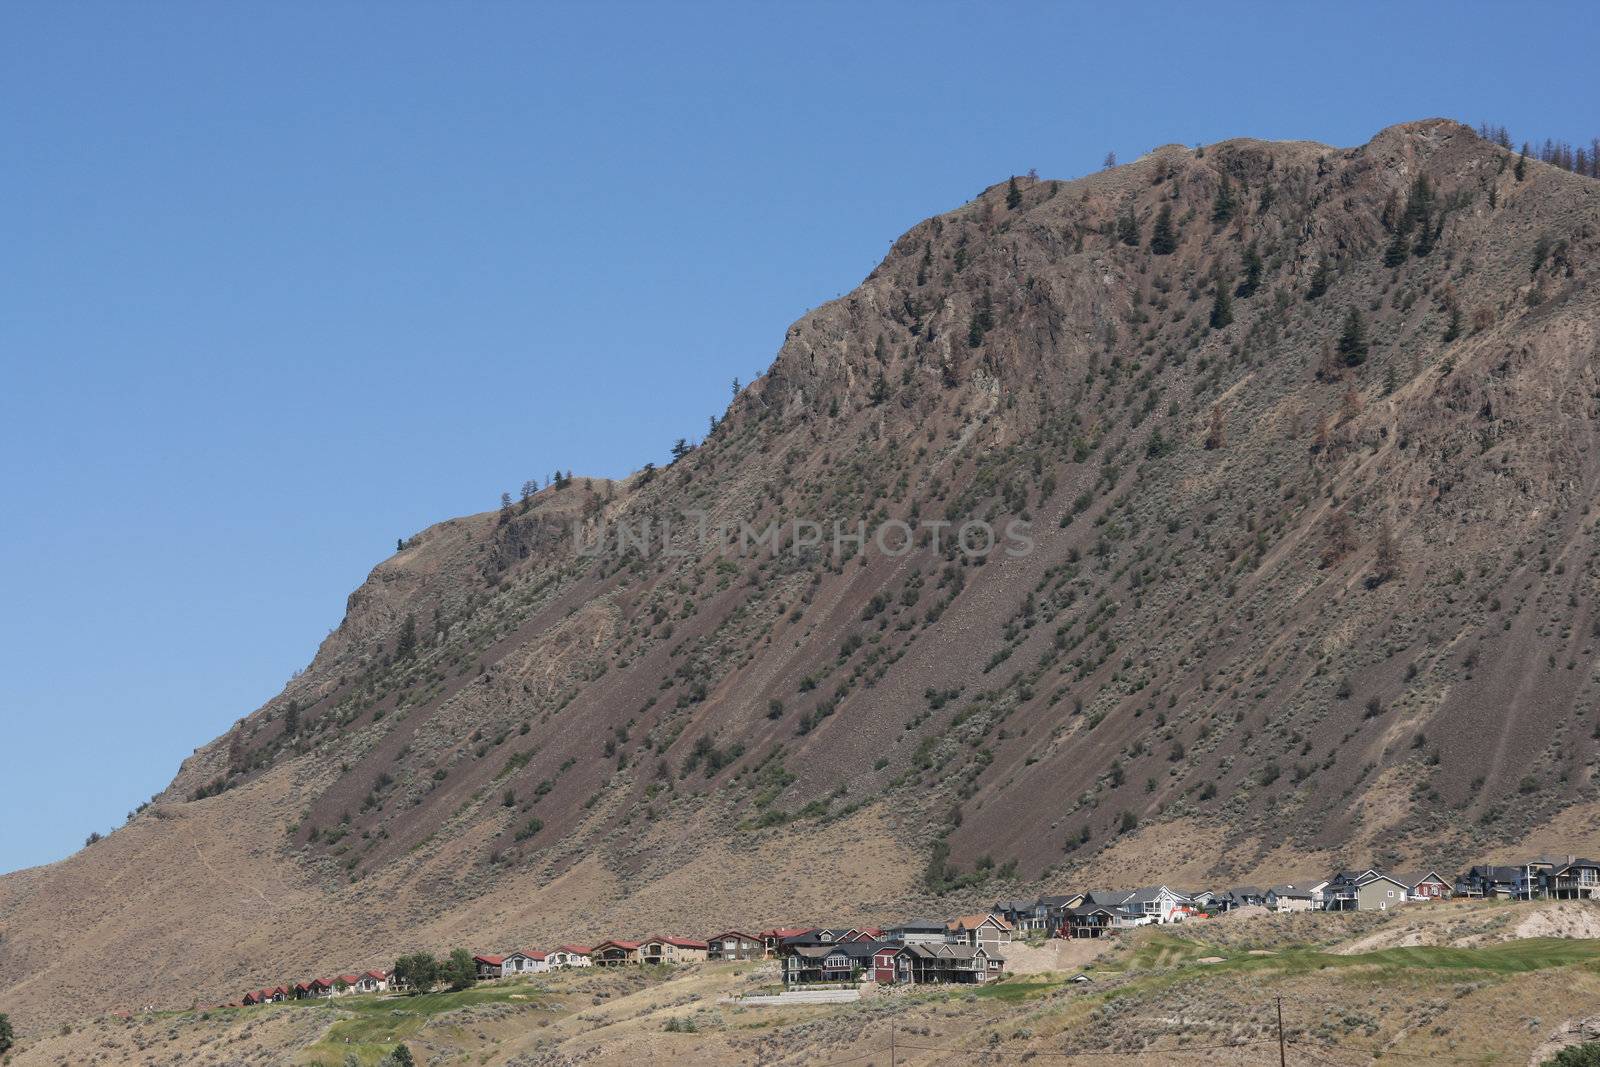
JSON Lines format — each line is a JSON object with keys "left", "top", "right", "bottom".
{"left": 7, "top": 119, "right": 1600, "bottom": 1036}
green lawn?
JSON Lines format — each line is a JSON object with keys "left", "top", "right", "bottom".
{"left": 277, "top": 982, "right": 554, "bottom": 1065}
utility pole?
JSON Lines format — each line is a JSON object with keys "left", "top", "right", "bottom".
{"left": 1276, "top": 994, "right": 1287, "bottom": 1067}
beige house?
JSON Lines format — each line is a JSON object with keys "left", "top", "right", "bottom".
{"left": 945, "top": 914, "right": 1013, "bottom": 952}
{"left": 640, "top": 936, "right": 709, "bottom": 964}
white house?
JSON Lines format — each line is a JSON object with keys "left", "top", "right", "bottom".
{"left": 500, "top": 950, "right": 549, "bottom": 975}
{"left": 546, "top": 945, "right": 593, "bottom": 968}
{"left": 353, "top": 970, "right": 389, "bottom": 994}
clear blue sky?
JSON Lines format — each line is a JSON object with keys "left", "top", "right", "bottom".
{"left": 2, "top": 0, "right": 1594, "bottom": 873}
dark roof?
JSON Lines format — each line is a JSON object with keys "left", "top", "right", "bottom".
{"left": 790, "top": 941, "right": 885, "bottom": 962}
{"left": 1038, "top": 894, "right": 1079, "bottom": 907}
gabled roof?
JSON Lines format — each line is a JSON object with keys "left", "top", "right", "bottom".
{"left": 1123, "top": 886, "right": 1187, "bottom": 904}
{"left": 759, "top": 926, "right": 815, "bottom": 939}
{"left": 555, "top": 944, "right": 592, "bottom": 955}
{"left": 904, "top": 942, "right": 997, "bottom": 961}
{"left": 652, "top": 936, "right": 708, "bottom": 949}
{"left": 1038, "top": 894, "right": 1082, "bottom": 907}
{"left": 1551, "top": 859, "right": 1600, "bottom": 875}
{"left": 364, "top": 970, "right": 387, "bottom": 980}
{"left": 473, "top": 955, "right": 506, "bottom": 966}
{"left": 706, "top": 930, "right": 760, "bottom": 942}
{"left": 594, "top": 939, "right": 642, "bottom": 951}
{"left": 947, "top": 913, "right": 1012, "bottom": 931}
{"left": 337, "top": 974, "right": 359, "bottom": 985}
{"left": 1267, "top": 884, "right": 1313, "bottom": 898}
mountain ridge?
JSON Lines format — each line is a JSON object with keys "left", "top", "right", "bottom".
{"left": 5, "top": 118, "right": 1600, "bottom": 1031}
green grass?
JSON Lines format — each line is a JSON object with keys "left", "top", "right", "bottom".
{"left": 970, "top": 975, "right": 1066, "bottom": 1002}
{"left": 284, "top": 982, "right": 554, "bottom": 1065}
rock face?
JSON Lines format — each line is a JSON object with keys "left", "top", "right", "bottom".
{"left": 6, "top": 118, "right": 1600, "bottom": 1029}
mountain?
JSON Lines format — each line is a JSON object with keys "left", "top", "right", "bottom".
{"left": 5, "top": 118, "right": 1600, "bottom": 1032}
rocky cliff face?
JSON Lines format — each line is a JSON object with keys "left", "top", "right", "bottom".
{"left": 5, "top": 119, "right": 1600, "bottom": 1029}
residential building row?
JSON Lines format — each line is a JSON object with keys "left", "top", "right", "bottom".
{"left": 230, "top": 853, "right": 1600, "bottom": 1004}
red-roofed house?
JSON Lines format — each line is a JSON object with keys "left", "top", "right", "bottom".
{"left": 759, "top": 928, "right": 815, "bottom": 959}
{"left": 353, "top": 970, "right": 389, "bottom": 994}
{"left": 474, "top": 954, "right": 508, "bottom": 980}
{"left": 547, "top": 945, "right": 592, "bottom": 968}
{"left": 641, "top": 936, "right": 709, "bottom": 965}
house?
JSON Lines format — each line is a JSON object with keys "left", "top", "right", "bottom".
{"left": 334, "top": 974, "right": 361, "bottom": 996}
{"left": 1546, "top": 858, "right": 1600, "bottom": 900}
{"left": 784, "top": 942, "right": 877, "bottom": 986}
{"left": 705, "top": 931, "right": 764, "bottom": 961}
{"left": 1226, "top": 886, "right": 1267, "bottom": 908}
{"left": 885, "top": 918, "right": 951, "bottom": 945}
{"left": 897, "top": 943, "right": 1004, "bottom": 984}
{"left": 546, "top": 945, "right": 593, "bottom": 968}
{"left": 1324, "top": 871, "right": 1410, "bottom": 911}
{"left": 871, "top": 944, "right": 906, "bottom": 984}
{"left": 1064, "top": 904, "right": 1120, "bottom": 939}
{"left": 758, "top": 928, "right": 815, "bottom": 958}
{"left": 242, "top": 989, "right": 275, "bottom": 1006}
{"left": 473, "top": 955, "right": 507, "bottom": 980}
{"left": 592, "top": 940, "right": 643, "bottom": 966}
{"left": 308, "top": 978, "right": 336, "bottom": 998}
{"left": 1038, "top": 894, "right": 1087, "bottom": 935}
{"left": 946, "top": 914, "right": 1013, "bottom": 951}
{"left": 1265, "top": 885, "right": 1316, "bottom": 912}
{"left": 1455, "top": 865, "right": 1521, "bottom": 899}
{"left": 1118, "top": 887, "right": 1192, "bottom": 924}
{"left": 993, "top": 899, "right": 1036, "bottom": 930}
{"left": 292, "top": 981, "right": 315, "bottom": 999}
{"left": 1396, "top": 870, "right": 1454, "bottom": 901}
{"left": 500, "top": 950, "right": 549, "bottom": 975}
{"left": 353, "top": 971, "right": 388, "bottom": 994}
{"left": 640, "top": 936, "right": 709, "bottom": 965}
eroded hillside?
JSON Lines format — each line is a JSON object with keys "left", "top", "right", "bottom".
{"left": 5, "top": 118, "right": 1600, "bottom": 1032}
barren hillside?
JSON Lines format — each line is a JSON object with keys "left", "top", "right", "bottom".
{"left": 5, "top": 118, "right": 1600, "bottom": 1034}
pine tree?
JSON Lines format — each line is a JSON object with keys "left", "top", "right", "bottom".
{"left": 671, "top": 438, "right": 691, "bottom": 462}
{"left": 0, "top": 1012, "right": 12, "bottom": 1055}
{"left": 1236, "top": 242, "right": 1263, "bottom": 297}
{"left": 1515, "top": 143, "right": 1528, "bottom": 182}
{"left": 1383, "top": 228, "right": 1411, "bottom": 267}
{"left": 967, "top": 292, "right": 994, "bottom": 348}
{"left": 283, "top": 699, "right": 300, "bottom": 736}
{"left": 1211, "top": 174, "right": 1236, "bottom": 223}
{"left": 1149, "top": 205, "right": 1177, "bottom": 255}
{"left": 1116, "top": 209, "right": 1140, "bottom": 246}
{"left": 1209, "top": 281, "right": 1234, "bottom": 329}
{"left": 1006, "top": 175, "right": 1022, "bottom": 210}
{"left": 395, "top": 614, "right": 418, "bottom": 660}
{"left": 1338, "top": 307, "right": 1369, "bottom": 366}
{"left": 869, "top": 371, "right": 888, "bottom": 406}
{"left": 1307, "top": 256, "right": 1332, "bottom": 299}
